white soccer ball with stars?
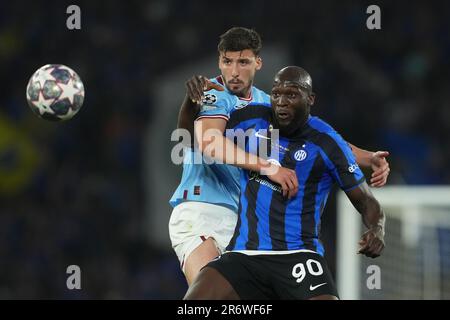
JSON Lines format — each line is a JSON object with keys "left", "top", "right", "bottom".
{"left": 26, "top": 64, "right": 85, "bottom": 121}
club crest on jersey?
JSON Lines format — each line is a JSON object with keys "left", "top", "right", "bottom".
{"left": 202, "top": 93, "right": 217, "bottom": 105}
{"left": 234, "top": 101, "right": 250, "bottom": 109}
{"left": 294, "top": 149, "right": 308, "bottom": 161}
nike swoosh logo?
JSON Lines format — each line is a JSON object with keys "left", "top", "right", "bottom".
{"left": 309, "top": 283, "right": 327, "bottom": 291}
{"left": 255, "top": 132, "right": 271, "bottom": 140}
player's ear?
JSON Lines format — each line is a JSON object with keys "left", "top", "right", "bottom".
{"left": 256, "top": 56, "right": 262, "bottom": 71}
{"left": 308, "top": 92, "right": 315, "bottom": 107}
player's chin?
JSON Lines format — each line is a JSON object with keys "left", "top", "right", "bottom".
{"left": 228, "top": 84, "right": 247, "bottom": 96}
{"left": 229, "top": 88, "right": 244, "bottom": 96}
{"left": 276, "top": 118, "right": 293, "bottom": 128}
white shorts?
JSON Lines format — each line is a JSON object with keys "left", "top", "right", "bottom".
{"left": 168, "top": 201, "right": 237, "bottom": 272}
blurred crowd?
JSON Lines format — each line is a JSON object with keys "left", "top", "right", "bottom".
{"left": 0, "top": 0, "right": 448, "bottom": 298}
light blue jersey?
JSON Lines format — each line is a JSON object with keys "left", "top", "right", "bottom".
{"left": 169, "top": 76, "right": 271, "bottom": 212}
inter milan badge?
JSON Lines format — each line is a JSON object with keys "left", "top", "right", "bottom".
{"left": 294, "top": 149, "right": 307, "bottom": 161}
{"left": 202, "top": 93, "right": 217, "bottom": 105}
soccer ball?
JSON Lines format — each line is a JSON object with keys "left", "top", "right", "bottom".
{"left": 26, "top": 64, "right": 85, "bottom": 121}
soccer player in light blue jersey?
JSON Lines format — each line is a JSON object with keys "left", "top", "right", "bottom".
{"left": 169, "top": 27, "right": 390, "bottom": 286}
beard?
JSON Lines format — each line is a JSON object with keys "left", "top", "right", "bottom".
{"left": 227, "top": 83, "right": 250, "bottom": 98}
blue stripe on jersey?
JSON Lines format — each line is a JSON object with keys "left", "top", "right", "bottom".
{"left": 235, "top": 172, "right": 250, "bottom": 249}
{"left": 256, "top": 138, "right": 290, "bottom": 250}
{"left": 230, "top": 119, "right": 269, "bottom": 132}
{"left": 307, "top": 115, "right": 335, "bottom": 133}
{"left": 313, "top": 176, "right": 332, "bottom": 256}
{"left": 317, "top": 149, "right": 344, "bottom": 188}
{"left": 314, "top": 240, "right": 325, "bottom": 256}
{"left": 283, "top": 146, "right": 317, "bottom": 250}
{"left": 255, "top": 182, "right": 274, "bottom": 249}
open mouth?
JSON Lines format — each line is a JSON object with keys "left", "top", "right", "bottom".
{"left": 277, "top": 111, "right": 290, "bottom": 120}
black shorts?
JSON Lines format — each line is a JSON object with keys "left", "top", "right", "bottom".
{"left": 206, "top": 251, "right": 339, "bottom": 300}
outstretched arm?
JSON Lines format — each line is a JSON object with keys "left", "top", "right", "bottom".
{"left": 177, "top": 95, "right": 199, "bottom": 146}
{"left": 195, "top": 117, "right": 298, "bottom": 199}
{"left": 345, "top": 182, "right": 386, "bottom": 258}
{"left": 349, "top": 144, "right": 390, "bottom": 188}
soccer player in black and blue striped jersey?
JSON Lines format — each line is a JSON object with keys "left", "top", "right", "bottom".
{"left": 173, "top": 28, "right": 389, "bottom": 288}
{"left": 185, "top": 66, "right": 385, "bottom": 300}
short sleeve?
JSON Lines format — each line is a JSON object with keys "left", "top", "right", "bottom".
{"left": 196, "top": 89, "right": 237, "bottom": 121}
{"left": 319, "top": 133, "right": 366, "bottom": 191}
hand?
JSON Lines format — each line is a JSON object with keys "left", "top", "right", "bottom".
{"left": 370, "top": 151, "right": 390, "bottom": 188}
{"left": 185, "top": 75, "right": 224, "bottom": 104}
{"left": 264, "top": 164, "right": 298, "bottom": 199}
{"left": 358, "top": 226, "right": 385, "bottom": 258}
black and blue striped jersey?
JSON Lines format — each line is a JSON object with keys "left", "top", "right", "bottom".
{"left": 225, "top": 105, "right": 365, "bottom": 256}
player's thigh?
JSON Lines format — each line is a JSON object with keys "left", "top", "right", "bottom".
{"left": 184, "top": 266, "right": 240, "bottom": 300}
{"left": 184, "top": 238, "right": 220, "bottom": 285}
{"left": 203, "top": 252, "right": 275, "bottom": 299}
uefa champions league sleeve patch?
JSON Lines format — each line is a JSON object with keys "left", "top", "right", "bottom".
{"left": 202, "top": 93, "right": 217, "bottom": 105}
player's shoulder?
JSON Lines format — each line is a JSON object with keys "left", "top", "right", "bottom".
{"left": 230, "top": 86, "right": 270, "bottom": 114}
{"left": 226, "top": 86, "right": 271, "bottom": 129}
{"left": 306, "top": 116, "right": 346, "bottom": 145}
{"left": 307, "top": 116, "right": 336, "bottom": 134}
{"left": 251, "top": 86, "right": 271, "bottom": 105}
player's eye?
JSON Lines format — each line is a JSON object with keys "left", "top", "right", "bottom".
{"left": 272, "top": 93, "right": 280, "bottom": 99}
{"left": 289, "top": 93, "right": 298, "bottom": 99}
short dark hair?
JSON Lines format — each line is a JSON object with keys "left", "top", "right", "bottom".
{"left": 218, "top": 27, "right": 262, "bottom": 56}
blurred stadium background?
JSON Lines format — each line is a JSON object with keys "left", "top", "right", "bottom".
{"left": 0, "top": 0, "right": 449, "bottom": 299}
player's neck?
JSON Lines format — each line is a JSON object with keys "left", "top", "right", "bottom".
{"left": 272, "top": 113, "right": 311, "bottom": 138}
{"left": 241, "top": 90, "right": 252, "bottom": 99}
{"left": 238, "top": 85, "right": 253, "bottom": 99}
{"left": 227, "top": 86, "right": 252, "bottom": 100}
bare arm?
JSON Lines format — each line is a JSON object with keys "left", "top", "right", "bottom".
{"left": 349, "top": 143, "right": 390, "bottom": 188}
{"left": 195, "top": 117, "right": 298, "bottom": 198}
{"left": 345, "top": 182, "right": 386, "bottom": 258}
{"left": 177, "top": 76, "right": 225, "bottom": 146}
{"left": 177, "top": 95, "right": 199, "bottom": 146}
